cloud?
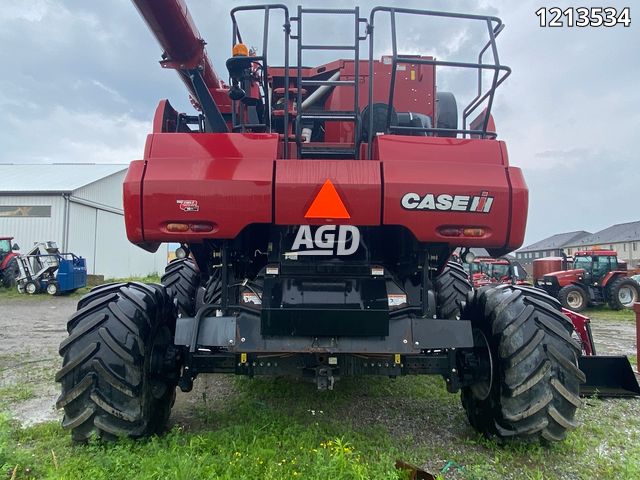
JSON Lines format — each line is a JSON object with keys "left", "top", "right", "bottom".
{"left": 1, "top": 0, "right": 638, "bottom": 248}
{"left": 5, "top": 106, "right": 148, "bottom": 164}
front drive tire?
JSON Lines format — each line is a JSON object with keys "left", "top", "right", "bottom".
{"left": 161, "top": 259, "right": 200, "bottom": 317}
{"left": 435, "top": 261, "right": 472, "bottom": 319}
{"left": 56, "top": 282, "right": 178, "bottom": 441}
{"left": 461, "top": 285, "right": 585, "bottom": 442}
{"left": 558, "top": 284, "right": 588, "bottom": 312}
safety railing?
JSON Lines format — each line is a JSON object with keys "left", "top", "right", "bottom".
{"left": 367, "top": 7, "right": 511, "bottom": 159}
{"left": 230, "top": 5, "right": 291, "bottom": 158}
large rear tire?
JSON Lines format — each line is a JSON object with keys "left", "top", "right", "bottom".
{"left": 161, "top": 259, "right": 199, "bottom": 317}
{"left": 1, "top": 257, "right": 19, "bottom": 288}
{"left": 558, "top": 284, "right": 588, "bottom": 312}
{"left": 435, "top": 261, "right": 472, "bottom": 319}
{"left": 607, "top": 277, "right": 639, "bottom": 310}
{"left": 56, "top": 282, "right": 178, "bottom": 441}
{"left": 461, "top": 285, "right": 584, "bottom": 442}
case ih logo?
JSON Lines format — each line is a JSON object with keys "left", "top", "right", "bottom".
{"left": 401, "top": 191, "right": 494, "bottom": 213}
{"left": 286, "top": 225, "right": 360, "bottom": 257}
{"left": 176, "top": 199, "right": 199, "bottom": 212}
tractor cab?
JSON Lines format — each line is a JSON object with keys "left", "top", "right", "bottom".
{"left": 0, "top": 237, "right": 19, "bottom": 257}
{"left": 572, "top": 250, "right": 618, "bottom": 284}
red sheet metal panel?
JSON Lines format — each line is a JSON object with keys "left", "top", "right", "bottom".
{"left": 275, "top": 160, "right": 381, "bottom": 226}
{"left": 138, "top": 133, "right": 277, "bottom": 242}
{"left": 378, "top": 135, "right": 526, "bottom": 250}
{"left": 123, "top": 160, "right": 146, "bottom": 244}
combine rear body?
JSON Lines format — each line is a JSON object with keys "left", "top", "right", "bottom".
{"left": 57, "top": 2, "right": 596, "bottom": 444}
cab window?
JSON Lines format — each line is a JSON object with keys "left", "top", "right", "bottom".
{"left": 574, "top": 256, "right": 591, "bottom": 270}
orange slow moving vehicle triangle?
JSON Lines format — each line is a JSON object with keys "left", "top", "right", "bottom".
{"left": 304, "top": 179, "right": 350, "bottom": 219}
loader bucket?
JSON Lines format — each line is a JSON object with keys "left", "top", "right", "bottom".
{"left": 578, "top": 355, "right": 640, "bottom": 397}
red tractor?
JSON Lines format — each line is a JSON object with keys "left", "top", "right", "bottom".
{"left": 468, "top": 256, "right": 529, "bottom": 287}
{"left": 0, "top": 236, "right": 20, "bottom": 288}
{"left": 536, "top": 250, "right": 640, "bottom": 312}
{"left": 57, "top": 2, "right": 589, "bottom": 444}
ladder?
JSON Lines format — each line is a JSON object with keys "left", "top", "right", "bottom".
{"left": 291, "top": 7, "right": 366, "bottom": 159}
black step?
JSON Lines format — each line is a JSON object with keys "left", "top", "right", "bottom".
{"left": 299, "top": 147, "right": 357, "bottom": 158}
{"left": 300, "top": 110, "right": 357, "bottom": 121}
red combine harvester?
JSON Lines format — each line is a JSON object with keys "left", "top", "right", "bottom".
{"left": 56, "top": 2, "right": 636, "bottom": 444}
{"left": 536, "top": 250, "right": 639, "bottom": 312}
{"left": 0, "top": 236, "right": 20, "bottom": 288}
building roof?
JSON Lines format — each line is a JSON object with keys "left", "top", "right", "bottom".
{"left": 517, "top": 231, "right": 591, "bottom": 253}
{"left": 566, "top": 221, "right": 640, "bottom": 247}
{"left": 0, "top": 164, "right": 128, "bottom": 193}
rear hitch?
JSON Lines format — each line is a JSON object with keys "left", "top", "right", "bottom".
{"left": 316, "top": 366, "right": 335, "bottom": 391}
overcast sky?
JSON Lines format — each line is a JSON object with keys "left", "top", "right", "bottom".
{"left": 1, "top": 0, "right": 637, "bottom": 247}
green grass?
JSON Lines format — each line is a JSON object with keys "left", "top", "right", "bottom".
{"left": 0, "top": 385, "right": 35, "bottom": 406}
{"left": 586, "top": 306, "right": 636, "bottom": 322}
{"left": 102, "top": 273, "right": 161, "bottom": 284}
{"left": 1, "top": 376, "right": 640, "bottom": 479}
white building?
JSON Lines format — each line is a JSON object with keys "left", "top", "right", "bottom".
{"left": 0, "top": 164, "right": 168, "bottom": 278}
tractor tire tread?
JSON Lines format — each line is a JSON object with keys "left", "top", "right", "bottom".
{"left": 558, "top": 284, "right": 588, "bottom": 313}
{"left": 607, "top": 277, "right": 640, "bottom": 310}
{"left": 161, "top": 259, "right": 199, "bottom": 317}
{"left": 461, "top": 285, "right": 583, "bottom": 442}
{"left": 435, "top": 261, "right": 473, "bottom": 319}
{"left": 56, "top": 283, "right": 176, "bottom": 441}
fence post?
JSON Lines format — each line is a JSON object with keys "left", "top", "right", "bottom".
{"left": 634, "top": 302, "right": 640, "bottom": 372}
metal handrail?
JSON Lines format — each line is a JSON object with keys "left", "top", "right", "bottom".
{"left": 230, "top": 5, "right": 291, "bottom": 158}
{"left": 367, "top": 6, "right": 511, "bottom": 159}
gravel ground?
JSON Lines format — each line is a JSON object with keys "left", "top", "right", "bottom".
{"left": 0, "top": 295, "right": 638, "bottom": 427}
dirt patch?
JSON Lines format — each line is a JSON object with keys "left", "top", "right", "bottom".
{"left": 0, "top": 295, "right": 237, "bottom": 427}
{"left": 588, "top": 314, "right": 637, "bottom": 357}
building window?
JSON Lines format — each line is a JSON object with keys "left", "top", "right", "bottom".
{"left": 535, "top": 252, "right": 540, "bottom": 258}
{"left": 0, "top": 206, "right": 51, "bottom": 218}
{"left": 634, "top": 243, "right": 637, "bottom": 251}
{"left": 609, "top": 245, "right": 613, "bottom": 250}
{"left": 624, "top": 244, "right": 626, "bottom": 252}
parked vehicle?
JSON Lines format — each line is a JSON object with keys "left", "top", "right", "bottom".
{"left": 15, "top": 241, "right": 87, "bottom": 295}
{"left": 467, "top": 256, "right": 529, "bottom": 287}
{"left": 0, "top": 236, "right": 20, "bottom": 288}
{"left": 536, "top": 250, "right": 639, "bottom": 312}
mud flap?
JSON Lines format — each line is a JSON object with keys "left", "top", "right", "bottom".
{"left": 578, "top": 355, "right": 640, "bottom": 397}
